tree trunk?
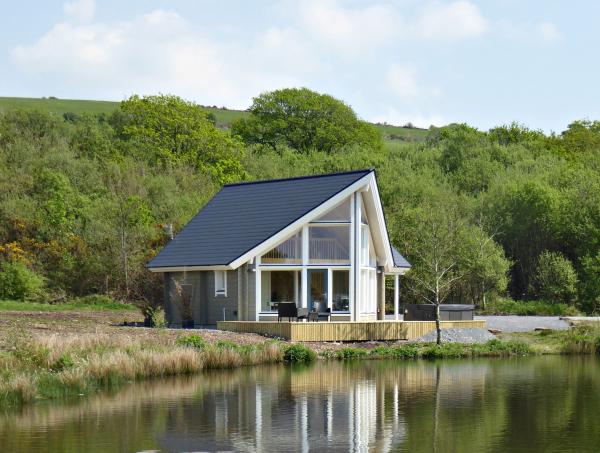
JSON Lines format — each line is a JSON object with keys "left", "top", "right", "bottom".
{"left": 435, "top": 302, "right": 441, "bottom": 345}
{"left": 482, "top": 282, "right": 486, "bottom": 310}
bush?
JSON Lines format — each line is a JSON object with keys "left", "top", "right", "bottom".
{"left": 282, "top": 344, "right": 316, "bottom": 363}
{"left": 479, "top": 298, "right": 580, "bottom": 316}
{"left": 336, "top": 347, "right": 368, "bottom": 360}
{"left": 372, "top": 344, "right": 420, "bottom": 359}
{"left": 473, "top": 339, "right": 531, "bottom": 356}
{"left": 531, "top": 251, "right": 578, "bottom": 304}
{"left": 176, "top": 335, "right": 208, "bottom": 350}
{"left": 0, "top": 261, "right": 45, "bottom": 301}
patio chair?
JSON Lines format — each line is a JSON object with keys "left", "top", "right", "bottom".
{"left": 278, "top": 302, "right": 297, "bottom": 322}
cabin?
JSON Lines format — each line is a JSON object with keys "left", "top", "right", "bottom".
{"left": 148, "top": 170, "right": 409, "bottom": 324}
{"left": 148, "top": 169, "right": 485, "bottom": 340}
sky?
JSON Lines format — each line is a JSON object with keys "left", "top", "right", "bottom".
{"left": 1, "top": 0, "right": 600, "bottom": 132}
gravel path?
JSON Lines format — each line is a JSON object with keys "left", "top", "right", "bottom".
{"left": 387, "top": 314, "right": 571, "bottom": 333}
{"left": 414, "top": 328, "right": 496, "bottom": 344}
{"left": 475, "top": 315, "right": 570, "bottom": 332}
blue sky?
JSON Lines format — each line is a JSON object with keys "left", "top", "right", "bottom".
{"left": 1, "top": 0, "right": 599, "bottom": 132}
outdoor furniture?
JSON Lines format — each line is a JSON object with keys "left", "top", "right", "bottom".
{"left": 318, "top": 307, "right": 331, "bottom": 322}
{"left": 278, "top": 302, "right": 297, "bottom": 322}
{"left": 297, "top": 308, "right": 308, "bottom": 321}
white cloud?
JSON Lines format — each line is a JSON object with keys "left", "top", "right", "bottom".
{"left": 63, "top": 0, "right": 95, "bottom": 22}
{"left": 298, "top": 0, "right": 400, "bottom": 57}
{"left": 10, "top": 8, "right": 319, "bottom": 107}
{"left": 538, "top": 22, "right": 560, "bottom": 43}
{"left": 416, "top": 1, "right": 488, "bottom": 41}
{"left": 385, "top": 63, "right": 420, "bottom": 98}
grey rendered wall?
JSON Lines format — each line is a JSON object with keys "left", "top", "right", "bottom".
{"left": 164, "top": 271, "right": 206, "bottom": 327}
{"left": 204, "top": 270, "right": 239, "bottom": 324}
{"left": 164, "top": 270, "right": 239, "bottom": 326}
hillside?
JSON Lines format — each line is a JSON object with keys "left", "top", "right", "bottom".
{"left": 0, "top": 96, "right": 430, "bottom": 142}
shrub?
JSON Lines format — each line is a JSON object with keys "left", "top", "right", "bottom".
{"left": 214, "top": 340, "right": 240, "bottom": 350}
{"left": 473, "top": 339, "right": 531, "bottom": 356}
{"left": 0, "top": 261, "right": 45, "bottom": 301}
{"left": 372, "top": 344, "right": 420, "bottom": 359}
{"left": 531, "top": 251, "right": 578, "bottom": 304}
{"left": 479, "top": 298, "right": 579, "bottom": 316}
{"left": 336, "top": 347, "right": 368, "bottom": 360}
{"left": 282, "top": 344, "right": 316, "bottom": 363}
{"left": 175, "top": 335, "right": 208, "bottom": 350}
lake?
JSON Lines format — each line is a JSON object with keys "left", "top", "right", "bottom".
{"left": 1, "top": 356, "right": 599, "bottom": 452}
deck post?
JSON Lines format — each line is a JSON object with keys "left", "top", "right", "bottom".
{"left": 255, "top": 256, "right": 261, "bottom": 321}
{"left": 301, "top": 225, "right": 308, "bottom": 309}
{"left": 353, "top": 193, "right": 362, "bottom": 321}
{"left": 394, "top": 274, "right": 399, "bottom": 320}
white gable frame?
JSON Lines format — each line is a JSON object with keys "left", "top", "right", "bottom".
{"left": 228, "top": 171, "right": 395, "bottom": 271}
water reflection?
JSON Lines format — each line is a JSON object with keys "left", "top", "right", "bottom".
{"left": 1, "top": 356, "right": 600, "bottom": 452}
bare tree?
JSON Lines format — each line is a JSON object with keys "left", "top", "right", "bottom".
{"left": 401, "top": 205, "right": 465, "bottom": 344}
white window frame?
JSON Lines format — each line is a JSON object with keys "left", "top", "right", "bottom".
{"left": 214, "top": 270, "right": 227, "bottom": 297}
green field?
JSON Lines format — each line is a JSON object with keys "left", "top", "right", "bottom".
{"left": 0, "top": 96, "right": 429, "bottom": 141}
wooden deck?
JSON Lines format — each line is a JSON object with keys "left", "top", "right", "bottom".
{"left": 216, "top": 320, "right": 486, "bottom": 342}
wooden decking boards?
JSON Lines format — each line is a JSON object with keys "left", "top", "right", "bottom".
{"left": 216, "top": 320, "right": 486, "bottom": 342}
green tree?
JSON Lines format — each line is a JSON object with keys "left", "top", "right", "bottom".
{"left": 399, "top": 201, "right": 466, "bottom": 344}
{"left": 231, "top": 88, "right": 383, "bottom": 153}
{"left": 530, "top": 251, "right": 578, "bottom": 304}
{"left": 113, "top": 95, "right": 246, "bottom": 184}
{"left": 579, "top": 252, "right": 600, "bottom": 314}
{"left": 0, "top": 261, "right": 45, "bottom": 301}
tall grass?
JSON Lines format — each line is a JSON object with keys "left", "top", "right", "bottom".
{"left": 0, "top": 333, "right": 284, "bottom": 407}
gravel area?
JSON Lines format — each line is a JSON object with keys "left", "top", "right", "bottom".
{"left": 414, "top": 328, "right": 496, "bottom": 344}
{"left": 475, "top": 315, "right": 570, "bottom": 332}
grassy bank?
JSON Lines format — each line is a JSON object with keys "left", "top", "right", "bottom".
{"left": 0, "top": 298, "right": 136, "bottom": 312}
{"left": 0, "top": 332, "right": 306, "bottom": 407}
{"left": 2, "top": 324, "right": 599, "bottom": 407}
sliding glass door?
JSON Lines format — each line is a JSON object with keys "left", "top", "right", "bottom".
{"left": 308, "top": 269, "right": 328, "bottom": 312}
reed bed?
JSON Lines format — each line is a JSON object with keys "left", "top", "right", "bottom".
{"left": 0, "top": 332, "right": 287, "bottom": 407}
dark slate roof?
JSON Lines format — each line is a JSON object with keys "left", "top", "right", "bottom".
{"left": 391, "top": 245, "right": 411, "bottom": 268}
{"left": 148, "top": 169, "right": 372, "bottom": 268}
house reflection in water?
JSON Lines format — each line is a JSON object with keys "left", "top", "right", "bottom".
{"left": 157, "top": 361, "right": 487, "bottom": 453}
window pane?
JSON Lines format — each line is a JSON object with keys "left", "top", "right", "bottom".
{"left": 262, "top": 232, "right": 302, "bottom": 264}
{"left": 261, "top": 271, "right": 298, "bottom": 312}
{"left": 314, "top": 197, "right": 351, "bottom": 222}
{"left": 309, "top": 226, "right": 350, "bottom": 264}
{"left": 215, "top": 271, "right": 225, "bottom": 293}
{"left": 361, "top": 195, "right": 368, "bottom": 225}
{"left": 332, "top": 270, "right": 349, "bottom": 312}
{"left": 361, "top": 225, "right": 377, "bottom": 268}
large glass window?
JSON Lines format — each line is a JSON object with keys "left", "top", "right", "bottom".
{"left": 261, "top": 271, "right": 299, "bottom": 312}
{"left": 360, "top": 269, "right": 377, "bottom": 313}
{"left": 309, "top": 225, "right": 350, "bottom": 264}
{"left": 262, "top": 232, "right": 302, "bottom": 264}
{"left": 332, "top": 270, "right": 350, "bottom": 312}
{"left": 314, "top": 198, "right": 351, "bottom": 222}
{"left": 361, "top": 225, "right": 377, "bottom": 268}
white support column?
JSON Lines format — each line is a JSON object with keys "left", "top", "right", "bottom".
{"left": 327, "top": 268, "right": 333, "bottom": 310}
{"left": 301, "top": 225, "right": 309, "bottom": 309}
{"left": 349, "top": 193, "right": 355, "bottom": 321}
{"left": 353, "top": 193, "right": 362, "bottom": 321}
{"left": 255, "top": 256, "right": 261, "bottom": 321}
{"left": 294, "top": 271, "right": 299, "bottom": 305}
{"left": 394, "top": 274, "right": 400, "bottom": 321}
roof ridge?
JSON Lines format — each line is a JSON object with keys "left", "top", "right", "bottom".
{"left": 223, "top": 168, "right": 373, "bottom": 187}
